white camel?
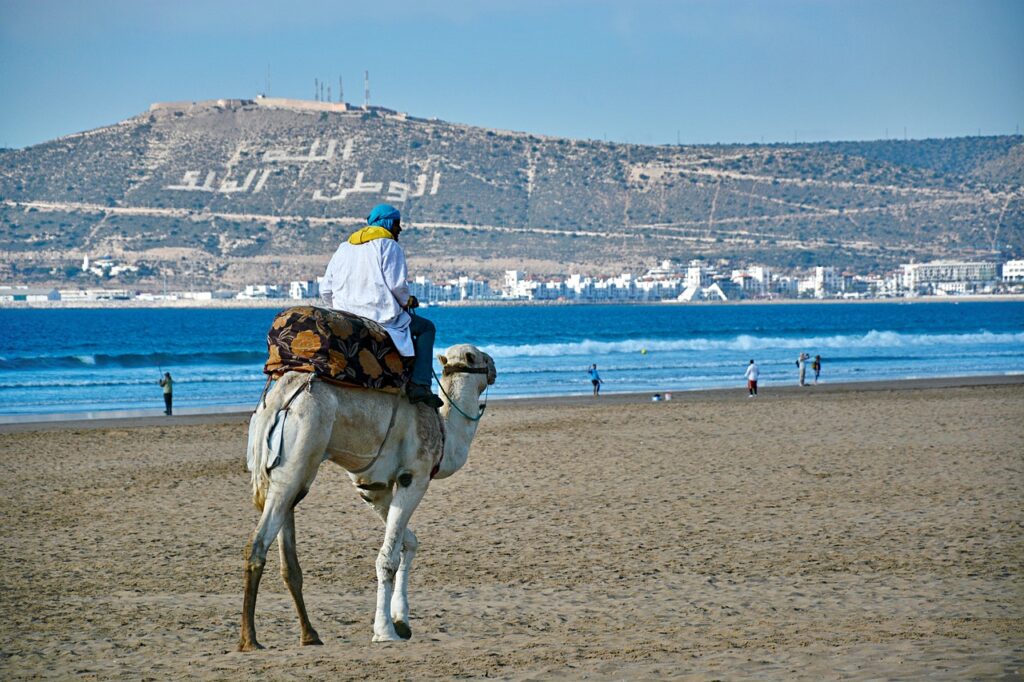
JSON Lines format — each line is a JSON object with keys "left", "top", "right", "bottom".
{"left": 240, "top": 344, "right": 496, "bottom": 650}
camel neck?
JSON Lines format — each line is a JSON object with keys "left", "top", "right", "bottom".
{"left": 435, "top": 376, "right": 484, "bottom": 479}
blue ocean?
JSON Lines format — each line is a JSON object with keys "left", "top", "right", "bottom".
{"left": 1, "top": 301, "right": 1023, "bottom": 419}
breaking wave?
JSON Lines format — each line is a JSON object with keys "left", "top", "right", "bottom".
{"left": 482, "top": 330, "right": 1024, "bottom": 358}
{"left": 0, "top": 350, "right": 265, "bottom": 372}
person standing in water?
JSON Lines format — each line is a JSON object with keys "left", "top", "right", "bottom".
{"left": 159, "top": 372, "right": 173, "bottom": 415}
{"left": 588, "top": 364, "right": 603, "bottom": 397}
{"left": 744, "top": 359, "right": 759, "bottom": 397}
{"left": 812, "top": 355, "right": 822, "bottom": 384}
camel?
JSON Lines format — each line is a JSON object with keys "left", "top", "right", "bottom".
{"left": 240, "top": 343, "right": 496, "bottom": 650}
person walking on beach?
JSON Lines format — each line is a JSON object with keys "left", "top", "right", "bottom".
{"left": 812, "top": 355, "right": 822, "bottom": 384}
{"left": 159, "top": 372, "right": 173, "bottom": 415}
{"left": 797, "top": 352, "right": 808, "bottom": 386}
{"left": 588, "top": 364, "right": 603, "bottom": 397}
{"left": 320, "top": 204, "right": 442, "bottom": 408}
{"left": 744, "top": 359, "right": 759, "bottom": 397}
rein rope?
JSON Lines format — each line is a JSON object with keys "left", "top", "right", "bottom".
{"left": 433, "top": 365, "right": 489, "bottom": 422}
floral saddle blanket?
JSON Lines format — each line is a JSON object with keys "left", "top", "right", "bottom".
{"left": 264, "top": 306, "right": 412, "bottom": 390}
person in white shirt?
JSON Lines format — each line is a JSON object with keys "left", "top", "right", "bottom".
{"left": 320, "top": 204, "right": 442, "bottom": 408}
{"left": 744, "top": 359, "right": 759, "bottom": 397}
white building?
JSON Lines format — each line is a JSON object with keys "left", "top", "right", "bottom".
{"left": 730, "top": 270, "right": 758, "bottom": 297}
{"left": 289, "top": 280, "right": 320, "bottom": 300}
{"left": 566, "top": 273, "right": 595, "bottom": 300}
{"left": 408, "top": 275, "right": 495, "bottom": 303}
{"left": 727, "top": 265, "right": 773, "bottom": 298}
{"left": 637, "top": 260, "right": 685, "bottom": 300}
{"left": 814, "top": 266, "right": 840, "bottom": 298}
{"left": 0, "top": 286, "right": 60, "bottom": 302}
{"left": 177, "top": 290, "right": 213, "bottom": 301}
{"left": 643, "top": 259, "right": 682, "bottom": 279}
{"left": 58, "top": 288, "right": 133, "bottom": 301}
{"left": 686, "top": 260, "right": 714, "bottom": 289}
{"left": 452, "top": 276, "right": 493, "bottom": 300}
{"left": 238, "top": 284, "right": 284, "bottom": 299}
{"left": 677, "top": 281, "right": 735, "bottom": 302}
{"left": 82, "top": 254, "right": 138, "bottom": 278}
{"left": 409, "top": 276, "right": 443, "bottom": 302}
{"left": 900, "top": 260, "right": 999, "bottom": 295}
{"left": 1002, "top": 259, "right": 1024, "bottom": 283}
{"left": 503, "top": 270, "right": 525, "bottom": 298}
{"left": 747, "top": 266, "right": 773, "bottom": 294}
{"left": 797, "top": 277, "right": 817, "bottom": 297}
{"left": 772, "top": 276, "right": 799, "bottom": 297}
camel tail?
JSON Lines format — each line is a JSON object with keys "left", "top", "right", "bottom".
{"left": 246, "top": 409, "right": 272, "bottom": 507}
{"left": 246, "top": 378, "right": 295, "bottom": 507}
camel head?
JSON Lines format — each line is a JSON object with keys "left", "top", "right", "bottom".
{"left": 438, "top": 344, "right": 497, "bottom": 388}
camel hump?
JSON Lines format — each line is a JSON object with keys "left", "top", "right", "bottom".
{"left": 264, "top": 306, "right": 413, "bottom": 390}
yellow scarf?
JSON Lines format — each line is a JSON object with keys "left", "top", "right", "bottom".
{"left": 348, "top": 226, "right": 395, "bottom": 245}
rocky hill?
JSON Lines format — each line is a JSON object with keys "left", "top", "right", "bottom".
{"left": 1, "top": 97, "right": 1021, "bottom": 288}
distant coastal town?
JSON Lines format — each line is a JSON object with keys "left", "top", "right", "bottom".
{"left": 2, "top": 255, "right": 1023, "bottom": 306}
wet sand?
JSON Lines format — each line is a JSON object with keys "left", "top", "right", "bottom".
{"left": 1, "top": 378, "right": 1022, "bottom": 679}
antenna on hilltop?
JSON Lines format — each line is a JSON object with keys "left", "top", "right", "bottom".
{"left": 314, "top": 78, "right": 319, "bottom": 101}
{"left": 327, "top": 85, "right": 331, "bottom": 103}
{"left": 364, "top": 70, "right": 370, "bottom": 109}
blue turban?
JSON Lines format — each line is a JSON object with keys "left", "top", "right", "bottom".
{"left": 366, "top": 204, "right": 401, "bottom": 231}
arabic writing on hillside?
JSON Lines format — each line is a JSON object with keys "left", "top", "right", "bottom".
{"left": 163, "top": 138, "right": 441, "bottom": 202}
{"left": 166, "top": 169, "right": 271, "bottom": 194}
{"left": 313, "top": 172, "right": 440, "bottom": 203}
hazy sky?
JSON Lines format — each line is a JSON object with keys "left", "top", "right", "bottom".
{"left": 1, "top": 0, "right": 1021, "bottom": 149}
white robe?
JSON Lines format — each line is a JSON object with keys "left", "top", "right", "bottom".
{"left": 320, "top": 238, "right": 414, "bottom": 356}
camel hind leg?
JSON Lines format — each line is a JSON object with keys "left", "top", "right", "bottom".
{"left": 240, "top": 392, "right": 330, "bottom": 652}
{"left": 240, "top": 488, "right": 292, "bottom": 651}
{"left": 279, "top": 509, "right": 323, "bottom": 646}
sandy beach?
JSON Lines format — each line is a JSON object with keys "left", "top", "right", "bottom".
{"left": 1, "top": 378, "right": 1022, "bottom": 680}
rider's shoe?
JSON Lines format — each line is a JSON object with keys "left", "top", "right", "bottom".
{"left": 407, "top": 383, "right": 443, "bottom": 409}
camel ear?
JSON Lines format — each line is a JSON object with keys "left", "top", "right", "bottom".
{"left": 465, "top": 351, "right": 476, "bottom": 366}
{"left": 437, "top": 354, "right": 448, "bottom": 365}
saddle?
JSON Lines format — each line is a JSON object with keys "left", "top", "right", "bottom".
{"left": 264, "top": 306, "right": 413, "bottom": 390}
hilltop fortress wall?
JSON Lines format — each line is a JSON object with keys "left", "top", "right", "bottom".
{"left": 148, "top": 97, "right": 410, "bottom": 118}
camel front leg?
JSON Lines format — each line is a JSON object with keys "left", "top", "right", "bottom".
{"left": 360, "top": 485, "right": 418, "bottom": 640}
{"left": 278, "top": 510, "right": 323, "bottom": 646}
{"left": 372, "top": 477, "right": 428, "bottom": 642}
{"left": 391, "top": 528, "right": 418, "bottom": 639}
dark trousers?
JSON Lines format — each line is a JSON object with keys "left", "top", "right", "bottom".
{"left": 163, "top": 393, "right": 173, "bottom": 415}
{"left": 408, "top": 314, "right": 436, "bottom": 386}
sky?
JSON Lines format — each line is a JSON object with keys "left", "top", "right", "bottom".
{"left": 0, "top": 0, "right": 1022, "bottom": 149}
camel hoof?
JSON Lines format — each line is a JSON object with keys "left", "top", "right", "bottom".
{"left": 372, "top": 632, "right": 401, "bottom": 643}
{"left": 394, "top": 621, "right": 412, "bottom": 640}
{"left": 302, "top": 633, "right": 324, "bottom": 646}
{"left": 238, "top": 639, "right": 265, "bottom": 652}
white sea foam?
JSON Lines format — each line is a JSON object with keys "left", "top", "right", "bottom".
{"left": 482, "top": 330, "right": 1024, "bottom": 358}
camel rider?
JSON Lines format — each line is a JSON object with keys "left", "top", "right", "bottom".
{"left": 320, "top": 204, "right": 444, "bottom": 408}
